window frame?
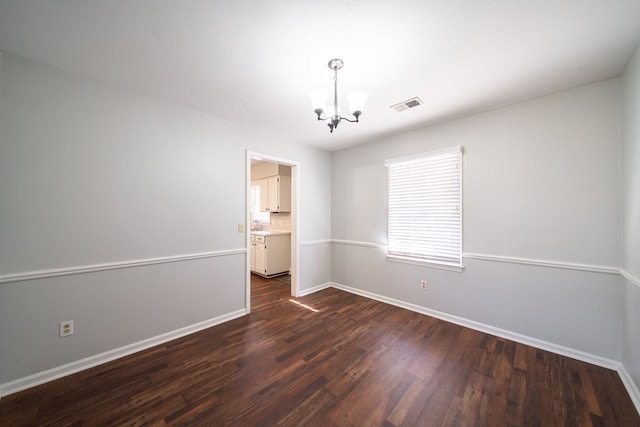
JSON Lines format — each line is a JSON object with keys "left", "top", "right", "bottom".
{"left": 385, "top": 146, "right": 464, "bottom": 272}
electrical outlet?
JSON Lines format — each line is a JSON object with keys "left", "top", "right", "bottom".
{"left": 59, "top": 320, "right": 74, "bottom": 337}
{"left": 420, "top": 280, "right": 427, "bottom": 290}
{"left": 237, "top": 223, "right": 244, "bottom": 233}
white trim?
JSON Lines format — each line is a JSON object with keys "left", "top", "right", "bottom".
{"left": 618, "top": 365, "right": 640, "bottom": 415}
{"left": 320, "top": 282, "right": 640, "bottom": 416}
{"left": 384, "top": 145, "right": 463, "bottom": 166}
{"left": 463, "top": 252, "right": 620, "bottom": 275}
{"left": 297, "top": 281, "right": 332, "bottom": 297}
{"left": 0, "top": 249, "right": 246, "bottom": 285}
{"left": 300, "top": 239, "right": 332, "bottom": 247}
{"left": 387, "top": 255, "right": 464, "bottom": 272}
{"left": 330, "top": 240, "right": 622, "bottom": 275}
{"left": 0, "top": 309, "right": 247, "bottom": 398}
{"left": 331, "top": 239, "right": 385, "bottom": 249}
{"left": 246, "top": 150, "right": 301, "bottom": 311}
{"left": 621, "top": 269, "right": 640, "bottom": 288}
{"left": 328, "top": 282, "right": 621, "bottom": 370}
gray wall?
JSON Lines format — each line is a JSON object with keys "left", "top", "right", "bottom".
{"left": 622, "top": 45, "right": 640, "bottom": 391}
{"left": 2, "top": 43, "right": 638, "bottom": 399}
{"left": 331, "top": 79, "right": 623, "bottom": 360}
{"left": 0, "top": 52, "right": 332, "bottom": 387}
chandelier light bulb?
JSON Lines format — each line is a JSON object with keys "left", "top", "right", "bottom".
{"left": 347, "top": 91, "right": 367, "bottom": 116}
{"left": 309, "top": 90, "right": 327, "bottom": 115}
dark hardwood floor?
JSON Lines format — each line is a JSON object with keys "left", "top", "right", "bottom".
{"left": 1, "top": 274, "right": 638, "bottom": 426}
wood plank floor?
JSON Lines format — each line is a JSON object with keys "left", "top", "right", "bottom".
{"left": 1, "top": 274, "right": 638, "bottom": 426}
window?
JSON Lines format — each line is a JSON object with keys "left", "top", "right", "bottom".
{"left": 385, "top": 146, "right": 463, "bottom": 271}
{"left": 250, "top": 184, "right": 270, "bottom": 225}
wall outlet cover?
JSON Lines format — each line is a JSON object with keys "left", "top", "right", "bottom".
{"left": 59, "top": 320, "right": 74, "bottom": 337}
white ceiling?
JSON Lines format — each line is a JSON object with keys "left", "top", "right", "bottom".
{"left": 1, "top": 1, "right": 640, "bottom": 151}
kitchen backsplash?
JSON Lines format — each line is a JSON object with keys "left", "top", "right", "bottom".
{"left": 264, "top": 212, "right": 291, "bottom": 231}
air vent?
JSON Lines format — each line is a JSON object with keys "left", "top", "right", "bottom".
{"left": 390, "top": 97, "right": 423, "bottom": 112}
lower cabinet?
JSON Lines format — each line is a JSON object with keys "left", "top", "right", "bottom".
{"left": 250, "top": 234, "right": 290, "bottom": 277}
{"left": 249, "top": 235, "right": 256, "bottom": 271}
{"left": 254, "top": 237, "right": 266, "bottom": 274}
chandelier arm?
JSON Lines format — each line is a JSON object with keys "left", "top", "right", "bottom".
{"left": 339, "top": 116, "right": 360, "bottom": 123}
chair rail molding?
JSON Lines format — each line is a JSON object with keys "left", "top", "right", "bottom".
{"left": 0, "top": 249, "right": 247, "bottom": 285}
{"left": 329, "top": 239, "right": 620, "bottom": 276}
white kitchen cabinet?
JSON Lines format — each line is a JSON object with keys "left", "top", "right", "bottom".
{"left": 254, "top": 236, "right": 266, "bottom": 274}
{"left": 251, "top": 176, "right": 289, "bottom": 213}
{"left": 249, "top": 234, "right": 256, "bottom": 271}
{"left": 250, "top": 233, "right": 290, "bottom": 277}
{"left": 267, "top": 175, "right": 291, "bottom": 212}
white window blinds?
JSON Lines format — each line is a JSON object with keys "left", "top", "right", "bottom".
{"left": 385, "top": 146, "right": 462, "bottom": 268}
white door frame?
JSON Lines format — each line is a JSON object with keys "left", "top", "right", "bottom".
{"left": 245, "top": 150, "right": 300, "bottom": 313}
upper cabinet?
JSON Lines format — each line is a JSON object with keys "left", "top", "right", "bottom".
{"left": 251, "top": 163, "right": 292, "bottom": 213}
{"left": 267, "top": 175, "right": 291, "bottom": 212}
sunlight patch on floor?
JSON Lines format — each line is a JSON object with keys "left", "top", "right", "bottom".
{"left": 289, "top": 299, "right": 319, "bottom": 313}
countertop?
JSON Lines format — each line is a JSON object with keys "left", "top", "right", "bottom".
{"left": 250, "top": 230, "right": 291, "bottom": 236}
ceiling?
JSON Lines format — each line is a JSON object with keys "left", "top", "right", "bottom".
{"left": 1, "top": 1, "right": 640, "bottom": 152}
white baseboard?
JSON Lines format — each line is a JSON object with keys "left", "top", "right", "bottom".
{"left": 619, "top": 365, "right": 640, "bottom": 415}
{"left": 328, "top": 281, "right": 640, "bottom": 415}
{"left": 3, "top": 282, "right": 639, "bottom": 416}
{"left": 0, "top": 309, "right": 247, "bottom": 399}
{"left": 297, "top": 281, "right": 332, "bottom": 297}
{"left": 329, "top": 282, "right": 620, "bottom": 370}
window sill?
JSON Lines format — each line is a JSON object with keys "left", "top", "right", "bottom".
{"left": 386, "top": 255, "right": 465, "bottom": 272}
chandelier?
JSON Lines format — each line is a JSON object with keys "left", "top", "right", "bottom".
{"left": 309, "top": 59, "right": 367, "bottom": 133}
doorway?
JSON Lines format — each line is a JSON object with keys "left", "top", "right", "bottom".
{"left": 245, "top": 151, "right": 299, "bottom": 313}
